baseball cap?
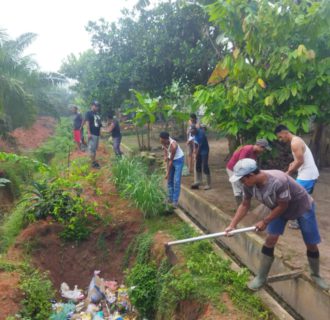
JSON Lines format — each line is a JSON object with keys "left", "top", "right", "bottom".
{"left": 256, "top": 138, "right": 271, "bottom": 151}
{"left": 92, "top": 100, "right": 101, "bottom": 107}
{"left": 229, "top": 158, "right": 258, "bottom": 182}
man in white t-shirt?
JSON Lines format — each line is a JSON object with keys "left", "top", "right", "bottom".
{"left": 275, "top": 124, "right": 319, "bottom": 229}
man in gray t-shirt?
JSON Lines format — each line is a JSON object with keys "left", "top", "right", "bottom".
{"left": 225, "top": 159, "right": 328, "bottom": 291}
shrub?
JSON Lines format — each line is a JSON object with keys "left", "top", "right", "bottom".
{"left": 125, "top": 263, "right": 158, "bottom": 319}
{"left": 19, "top": 265, "right": 54, "bottom": 320}
{"left": 110, "top": 157, "right": 169, "bottom": 218}
{"left": 20, "top": 177, "right": 97, "bottom": 241}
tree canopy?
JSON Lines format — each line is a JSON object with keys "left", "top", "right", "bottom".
{"left": 60, "top": 0, "right": 222, "bottom": 114}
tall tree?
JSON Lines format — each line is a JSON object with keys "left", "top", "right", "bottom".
{"left": 60, "top": 0, "right": 223, "bottom": 115}
{"left": 194, "top": 0, "right": 330, "bottom": 165}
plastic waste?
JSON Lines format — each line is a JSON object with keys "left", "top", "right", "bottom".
{"left": 87, "top": 271, "right": 104, "bottom": 304}
{"left": 61, "top": 282, "right": 84, "bottom": 302}
{"left": 50, "top": 302, "right": 76, "bottom": 320}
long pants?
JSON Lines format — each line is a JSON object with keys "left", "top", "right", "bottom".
{"left": 226, "top": 168, "right": 243, "bottom": 196}
{"left": 168, "top": 156, "right": 184, "bottom": 204}
{"left": 195, "top": 153, "right": 210, "bottom": 175}
{"left": 113, "top": 136, "right": 123, "bottom": 156}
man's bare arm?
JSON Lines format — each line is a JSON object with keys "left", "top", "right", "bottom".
{"left": 287, "top": 139, "right": 304, "bottom": 175}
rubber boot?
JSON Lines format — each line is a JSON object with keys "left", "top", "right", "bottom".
{"left": 248, "top": 254, "right": 274, "bottom": 291}
{"left": 204, "top": 174, "right": 211, "bottom": 190}
{"left": 191, "top": 171, "right": 202, "bottom": 189}
{"left": 235, "top": 195, "right": 242, "bottom": 206}
{"left": 308, "top": 257, "right": 329, "bottom": 290}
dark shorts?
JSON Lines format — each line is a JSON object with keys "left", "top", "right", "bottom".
{"left": 267, "top": 203, "right": 321, "bottom": 245}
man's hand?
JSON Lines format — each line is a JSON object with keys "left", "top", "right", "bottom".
{"left": 225, "top": 225, "right": 236, "bottom": 236}
{"left": 165, "top": 172, "right": 169, "bottom": 180}
{"left": 255, "top": 219, "right": 268, "bottom": 232}
{"left": 88, "top": 133, "right": 92, "bottom": 140}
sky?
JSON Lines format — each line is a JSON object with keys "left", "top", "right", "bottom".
{"left": 0, "top": 0, "right": 144, "bottom": 72}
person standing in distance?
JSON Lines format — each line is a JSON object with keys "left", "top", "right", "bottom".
{"left": 108, "top": 114, "right": 123, "bottom": 157}
{"left": 72, "top": 106, "right": 83, "bottom": 151}
{"left": 275, "top": 125, "right": 319, "bottom": 229}
{"left": 83, "top": 101, "right": 102, "bottom": 168}
{"left": 225, "top": 158, "right": 328, "bottom": 291}
{"left": 160, "top": 131, "right": 185, "bottom": 209}
{"left": 226, "top": 139, "right": 272, "bottom": 205}
{"left": 186, "top": 113, "right": 199, "bottom": 174}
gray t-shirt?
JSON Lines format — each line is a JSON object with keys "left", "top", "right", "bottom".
{"left": 243, "top": 170, "right": 313, "bottom": 220}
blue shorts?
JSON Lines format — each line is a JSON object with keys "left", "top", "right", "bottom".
{"left": 296, "top": 179, "right": 317, "bottom": 194}
{"left": 267, "top": 203, "right": 321, "bottom": 245}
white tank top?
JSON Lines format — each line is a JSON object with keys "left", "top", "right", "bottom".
{"left": 167, "top": 138, "right": 184, "bottom": 160}
{"left": 292, "top": 137, "right": 319, "bottom": 180}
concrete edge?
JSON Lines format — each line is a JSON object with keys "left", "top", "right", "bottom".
{"left": 174, "top": 208, "right": 295, "bottom": 320}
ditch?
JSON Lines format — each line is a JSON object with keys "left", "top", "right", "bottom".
{"left": 0, "top": 119, "right": 277, "bottom": 320}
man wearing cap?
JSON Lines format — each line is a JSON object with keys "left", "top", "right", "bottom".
{"left": 225, "top": 158, "right": 328, "bottom": 291}
{"left": 83, "top": 101, "right": 102, "bottom": 168}
{"left": 275, "top": 124, "right": 319, "bottom": 229}
{"left": 226, "top": 139, "right": 271, "bottom": 205}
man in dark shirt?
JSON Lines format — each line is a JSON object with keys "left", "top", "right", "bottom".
{"left": 83, "top": 101, "right": 102, "bottom": 168}
{"left": 108, "top": 114, "right": 123, "bottom": 157}
{"left": 190, "top": 125, "right": 211, "bottom": 190}
{"left": 72, "top": 106, "right": 83, "bottom": 151}
{"left": 225, "top": 158, "right": 328, "bottom": 291}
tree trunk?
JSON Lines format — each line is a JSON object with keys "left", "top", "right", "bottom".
{"left": 310, "top": 123, "right": 330, "bottom": 168}
{"left": 135, "top": 126, "right": 141, "bottom": 150}
{"left": 147, "top": 123, "right": 151, "bottom": 150}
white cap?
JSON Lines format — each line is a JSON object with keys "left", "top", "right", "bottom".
{"left": 229, "top": 158, "right": 258, "bottom": 182}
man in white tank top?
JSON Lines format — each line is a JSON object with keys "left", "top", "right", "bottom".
{"left": 160, "top": 131, "right": 185, "bottom": 208}
{"left": 275, "top": 125, "right": 319, "bottom": 229}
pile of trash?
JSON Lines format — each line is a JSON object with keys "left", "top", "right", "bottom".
{"left": 50, "top": 271, "right": 137, "bottom": 320}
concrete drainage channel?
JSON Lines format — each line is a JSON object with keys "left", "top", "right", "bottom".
{"left": 177, "top": 185, "right": 330, "bottom": 320}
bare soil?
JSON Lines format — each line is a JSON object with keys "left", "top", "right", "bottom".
{"left": 0, "top": 123, "right": 280, "bottom": 319}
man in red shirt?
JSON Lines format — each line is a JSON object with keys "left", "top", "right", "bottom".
{"left": 226, "top": 139, "right": 271, "bottom": 205}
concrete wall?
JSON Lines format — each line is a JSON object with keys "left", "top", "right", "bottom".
{"left": 179, "top": 185, "right": 330, "bottom": 320}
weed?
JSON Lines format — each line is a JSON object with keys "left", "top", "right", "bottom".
{"left": 0, "top": 202, "right": 27, "bottom": 252}
{"left": 110, "top": 156, "right": 168, "bottom": 218}
{"left": 19, "top": 264, "right": 54, "bottom": 320}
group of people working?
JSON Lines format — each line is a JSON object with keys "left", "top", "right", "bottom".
{"left": 72, "top": 101, "right": 123, "bottom": 168}
{"left": 160, "top": 117, "right": 328, "bottom": 292}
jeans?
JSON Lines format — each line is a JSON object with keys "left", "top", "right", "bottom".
{"left": 168, "top": 156, "right": 184, "bottom": 204}
{"left": 113, "top": 136, "right": 123, "bottom": 156}
{"left": 195, "top": 153, "right": 210, "bottom": 175}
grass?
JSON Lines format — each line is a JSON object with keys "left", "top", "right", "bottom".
{"left": 110, "top": 156, "right": 170, "bottom": 218}
{"left": 0, "top": 203, "right": 27, "bottom": 252}
{"left": 124, "top": 215, "right": 272, "bottom": 320}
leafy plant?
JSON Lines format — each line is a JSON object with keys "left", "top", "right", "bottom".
{"left": 20, "top": 177, "right": 97, "bottom": 241}
{"left": 125, "top": 262, "right": 158, "bottom": 319}
{"left": 19, "top": 265, "right": 54, "bottom": 320}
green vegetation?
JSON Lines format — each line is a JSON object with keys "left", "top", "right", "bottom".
{"left": 124, "top": 219, "right": 270, "bottom": 320}
{"left": 19, "top": 265, "right": 54, "bottom": 320}
{"left": 195, "top": 0, "right": 330, "bottom": 163}
{"left": 33, "top": 117, "right": 75, "bottom": 165}
{"left": 110, "top": 156, "right": 169, "bottom": 218}
{"left": 0, "top": 203, "right": 27, "bottom": 252}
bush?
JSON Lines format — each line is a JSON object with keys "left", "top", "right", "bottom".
{"left": 110, "top": 157, "right": 169, "bottom": 218}
{"left": 19, "top": 265, "right": 54, "bottom": 320}
{"left": 125, "top": 263, "right": 158, "bottom": 319}
{"left": 20, "top": 177, "right": 97, "bottom": 241}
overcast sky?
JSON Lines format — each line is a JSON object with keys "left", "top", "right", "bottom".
{"left": 0, "top": 0, "right": 150, "bottom": 72}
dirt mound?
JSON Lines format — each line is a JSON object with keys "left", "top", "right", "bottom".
{"left": 0, "top": 271, "right": 22, "bottom": 320}
{"left": 0, "top": 116, "right": 57, "bottom": 152}
{"left": 11, "top": 218, "right": 142, "bottom": 293}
